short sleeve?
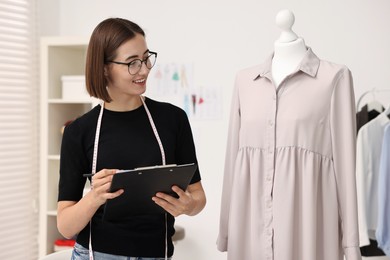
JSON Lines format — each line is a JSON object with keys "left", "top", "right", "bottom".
{"left": 58, "top": 121, "right": 88, "bottom": 201}
{"left": 175, "top": 108, "right": 201, "bottom": 184}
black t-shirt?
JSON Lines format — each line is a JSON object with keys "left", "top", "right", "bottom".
{"left": 58, "top": 97, "right": 201, "bottom": 257}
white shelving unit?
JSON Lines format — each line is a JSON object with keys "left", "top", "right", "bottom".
{"left": 39, "top": 36, "right": 97, "bottom": 257}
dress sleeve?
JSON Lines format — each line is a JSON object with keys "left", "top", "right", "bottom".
{"left": 329, "top": 67, "right": 362, "bottom": 260}
{"left": 217, "top": 73, "right": 241, "bottom": 252}
{"left": 356, "top": 126, "right": 370, "bottom": 246}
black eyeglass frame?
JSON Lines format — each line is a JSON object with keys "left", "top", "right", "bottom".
{"left": 106, "top": 51, "right": 157, "bottom": 75}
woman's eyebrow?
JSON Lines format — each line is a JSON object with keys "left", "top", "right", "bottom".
{"left": 124, "top": 50, "right": 150, "bottom": 61}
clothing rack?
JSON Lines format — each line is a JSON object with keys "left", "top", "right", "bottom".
{"left": 357, "top": 88, "right": 390, "bottom": 110}
{"left": 356, "top": 88, "right": 390, "bottom": 257}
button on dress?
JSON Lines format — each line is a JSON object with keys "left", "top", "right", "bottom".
{"left": 217, "top": 48, "right": 361, "bottom": 260}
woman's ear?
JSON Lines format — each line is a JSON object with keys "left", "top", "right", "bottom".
{"left": 103, "top": 65, "right": 109, "bottom": 77}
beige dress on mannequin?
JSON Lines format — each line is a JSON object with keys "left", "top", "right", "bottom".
{"left": 217, "top": 9, "right": 362, "bottom": 260}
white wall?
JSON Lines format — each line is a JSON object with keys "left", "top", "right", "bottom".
{"left": 38, "top": 0, "right": 390, "bottom": 259}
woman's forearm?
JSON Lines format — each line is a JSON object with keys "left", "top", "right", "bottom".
{"left": 57, "top": 191, "right": 101, "bottom": 239}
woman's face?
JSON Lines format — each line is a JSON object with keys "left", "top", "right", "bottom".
{"left": 105, "top": 34, "right": 151, "bottom": 101}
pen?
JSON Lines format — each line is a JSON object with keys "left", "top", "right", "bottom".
{"left": 82, "top": 164, "right": 179, "bottom": 177}
{"left": 83, "top": 169, "right": 124, "bottom": 177}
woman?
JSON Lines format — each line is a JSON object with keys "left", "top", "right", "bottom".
{"left": 57, "top": 17, "right": 206, "bottom": 260}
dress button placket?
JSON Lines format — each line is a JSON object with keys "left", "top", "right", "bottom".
{"left": 264, "top": 89, "right": 277, "bottom": 260}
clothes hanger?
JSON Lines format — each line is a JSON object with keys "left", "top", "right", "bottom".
{"left": 357, "top": 88, "right": 387, "bottom": 113}
{"left": 382, "top": 104, "right": 390, "bottom": 119}
{"left": 367, "top": 100, "right": 384, "bottom": 113}
{"left": 367, "top": 88, "right": 385, "bottom": 113}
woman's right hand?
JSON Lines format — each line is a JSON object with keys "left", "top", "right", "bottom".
{"left": 90, "top": 169, "right": 124, "bottom": 206}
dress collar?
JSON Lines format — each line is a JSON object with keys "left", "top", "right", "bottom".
{"left": 253, "top": 47, "right": 320, "bottom": 81}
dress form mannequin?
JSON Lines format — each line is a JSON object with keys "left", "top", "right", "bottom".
{"left": 272, "top": 9, "right": 307, "bottom": 87}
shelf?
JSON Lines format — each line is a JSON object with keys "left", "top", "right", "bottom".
{"left": 48, "top": 155, "right": 60, "bottom": 160}
{"left": 48, "top": 99, "right": 94, "bottom": 104}
{"left": 39, "top": 36, "right": 90, "bottom": 258}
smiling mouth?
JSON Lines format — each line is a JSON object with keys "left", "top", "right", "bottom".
{"left": 133, "top": 78, "right": 146, "bottom": 84}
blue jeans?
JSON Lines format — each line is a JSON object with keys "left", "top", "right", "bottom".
{"left": 71, "top": 243, "right": 171, "bottom": 260}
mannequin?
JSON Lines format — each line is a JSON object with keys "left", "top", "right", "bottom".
{"left": 272, "top": 9, "right": 307, "bottom": 87}
{"left": 218, "top": 9, "right": 361, "bottom": 260}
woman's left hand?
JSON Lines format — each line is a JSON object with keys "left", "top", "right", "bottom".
{"left": 152, "top": 181, "right": 206, "bottom": 217}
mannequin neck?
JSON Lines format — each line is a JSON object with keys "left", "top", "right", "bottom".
{"left": 272, "top": 37, "right": 307, "bottom": 87}
{"left": 273, "top": 37, "right": 306, "bottom": 60}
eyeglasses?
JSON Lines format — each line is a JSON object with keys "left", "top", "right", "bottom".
{"left": 107, "top": 51, "right": 157, "bottom": 75}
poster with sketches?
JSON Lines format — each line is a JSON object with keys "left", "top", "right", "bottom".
{"left": 146, "top": 62, "right": 222, "bottom": 120}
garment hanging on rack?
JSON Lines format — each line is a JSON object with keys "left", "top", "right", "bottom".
{"left": 356, "top": 89, "right": 389, "bottom": 133}
{"left": 356, "top": 104, "right": 384, "bottom": 134}
{"left": 356, "top": 90, "right": 390, "bottom": 256}
{"left": 360, "top": 239, "right": 386, "bottom": 256}
{"left": 376, "top": 123, "right": 390, "bottom": 256}
{"left": 356, "top": 112, "right": 390, "bottom": 254}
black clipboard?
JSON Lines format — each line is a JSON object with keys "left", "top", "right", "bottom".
{"left": 103, "top": 163, "right": 197, "bottom": 220}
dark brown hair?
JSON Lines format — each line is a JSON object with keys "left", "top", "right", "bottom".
{"left": 85, "top": 18, "right": 145, "bottom": 102}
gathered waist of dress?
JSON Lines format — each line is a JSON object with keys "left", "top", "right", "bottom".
{"left": 238, "top": 145, "right": 333, "bottom": 161}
